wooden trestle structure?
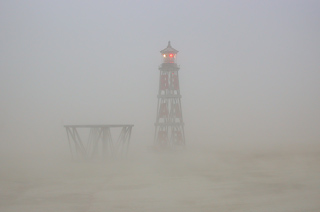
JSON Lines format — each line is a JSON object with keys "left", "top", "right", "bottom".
{"left": 65, "top": 125, "right": 133, "bottom": 160}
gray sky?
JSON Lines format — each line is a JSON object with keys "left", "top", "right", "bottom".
{"left": 1, "top": 0, "right": 319, "bottom": 155}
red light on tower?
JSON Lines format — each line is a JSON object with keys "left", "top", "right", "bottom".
{"left": 160, "top": 41, "right": 178, "bottom": 64}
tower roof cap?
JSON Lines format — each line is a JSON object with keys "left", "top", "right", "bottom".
{"left": 160, "top": 41, "right": 179, "bottom": 54}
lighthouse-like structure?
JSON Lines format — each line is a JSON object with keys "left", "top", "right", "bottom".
{"left": 154, "top": 41, "right": 185, "bottom": 148}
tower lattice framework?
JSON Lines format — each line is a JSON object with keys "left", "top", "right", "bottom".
{"left": 154, "top": 41, "right": 185, "bottom": 148}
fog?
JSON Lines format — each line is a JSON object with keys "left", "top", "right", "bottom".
{"left": 1, "top": 1, "right": 320, "bottom": 211}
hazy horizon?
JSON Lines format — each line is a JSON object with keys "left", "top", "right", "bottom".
{"left": 1, "top": 1, "right": 320, "bottom": 211}
{"left": 1, "top": 1, "right": 319, "bottom": 156}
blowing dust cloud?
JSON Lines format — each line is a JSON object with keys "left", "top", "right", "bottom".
{"left": 1, "top": 1, "right": 320, "bottom": 211}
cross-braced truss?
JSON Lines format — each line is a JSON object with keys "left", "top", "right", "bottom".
{"left": 64, "top": 125, "right": 133, "bottom": 160}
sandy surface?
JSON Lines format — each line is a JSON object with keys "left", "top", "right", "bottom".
{"left": 1, "top": 147, "right": 320, "bottom": 212}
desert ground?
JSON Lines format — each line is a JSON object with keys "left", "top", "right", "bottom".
{"left": 1, "top": 145, "right": 319, "bottom": 212}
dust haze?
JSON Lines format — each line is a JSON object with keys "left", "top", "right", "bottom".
{"left": 1, "top": 1, "right": 320, "bottom": 211}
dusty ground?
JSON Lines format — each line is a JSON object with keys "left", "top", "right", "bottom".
{"left": 1, "top": 146, "right": 320, "bottom": 212}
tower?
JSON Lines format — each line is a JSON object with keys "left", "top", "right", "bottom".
{"left": 154, "top": 41, "right": 185, "bottom": 149}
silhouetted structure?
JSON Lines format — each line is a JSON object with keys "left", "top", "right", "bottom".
{"left": 65, "top": 125, "right": 133, "bottom": 160}
{"left": 154, "top": 42, "right": 185, "bottom": 149}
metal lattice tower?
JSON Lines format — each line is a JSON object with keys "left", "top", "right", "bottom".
{"left": 154, "top": 41, "right": 185, "bottom": 149}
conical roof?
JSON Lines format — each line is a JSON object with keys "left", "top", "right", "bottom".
{"left": 160, "top": 41, "right": 179, "bottom": 54}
